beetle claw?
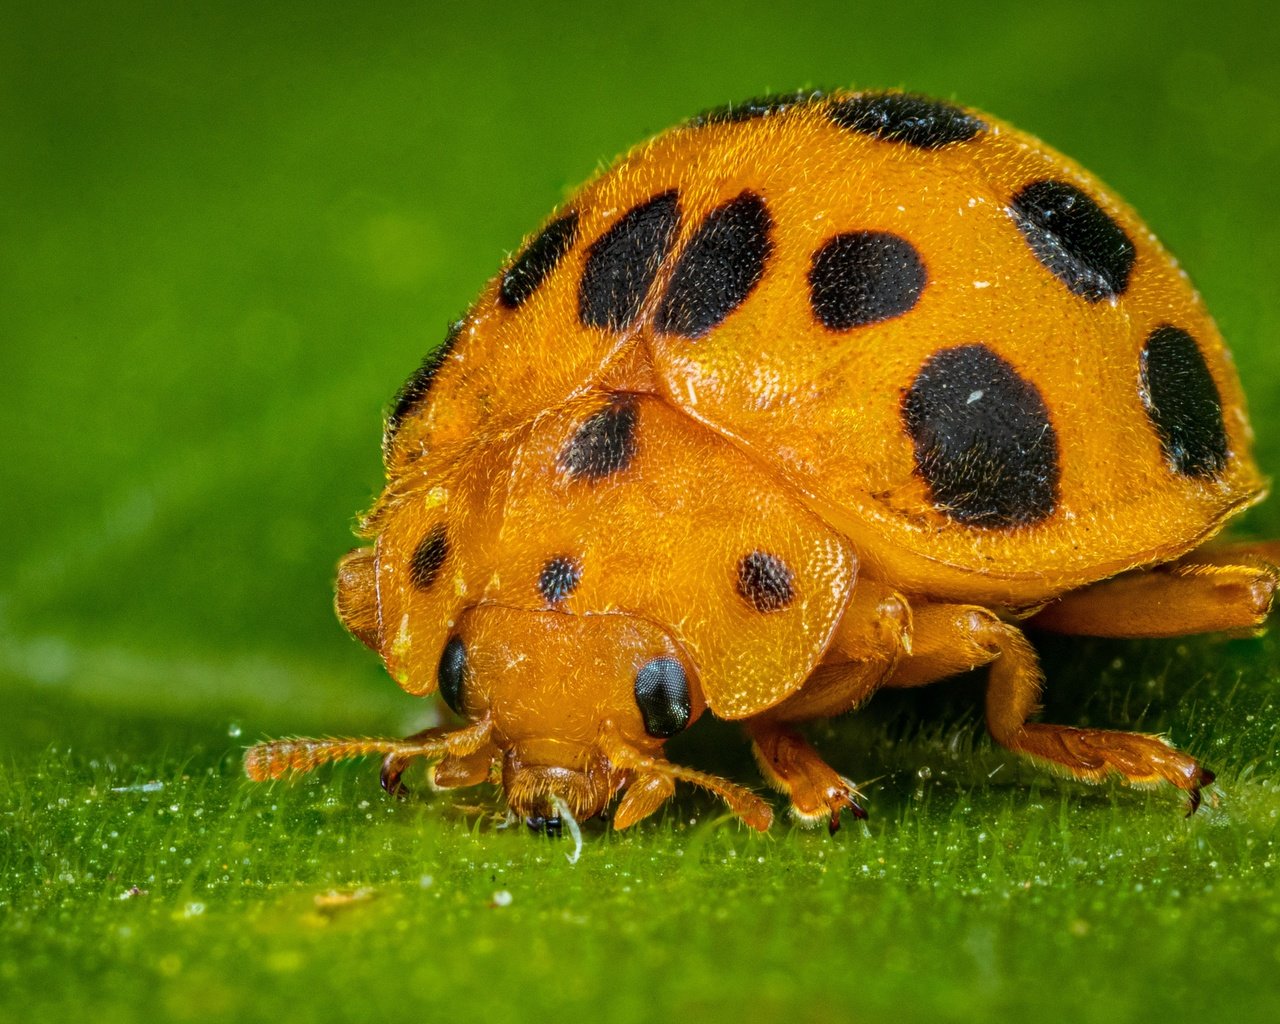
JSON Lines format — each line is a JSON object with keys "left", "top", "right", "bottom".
{"left": 827, "top": 787, "right": 869, "bottom": 834}
{"left": 380, "top": 754, "right": 411, "bottom": 799}
{"left": 1185, "top": 766, "right": 1216, "bottom": 817}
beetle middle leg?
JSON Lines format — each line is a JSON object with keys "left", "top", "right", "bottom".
{"left": 888, "top": 604, "right": 1215, "bottom": 813}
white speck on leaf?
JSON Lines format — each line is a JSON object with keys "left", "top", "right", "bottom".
{"left": 111, "top": 781, "right": 164, "bottom": 794}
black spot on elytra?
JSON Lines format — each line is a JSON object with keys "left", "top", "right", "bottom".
{"left": 437, "top": 636, "right": 468, "bottom": 716}
{"left": 655, "top": 191, "right": 773, "bottom": 338}
{"left": 409, "top": 525, "right": 449, "bottom": 591}
{"left": 633, "top": 657, "right": 692, "bottom": 738}
{"left": 498, "top": 211, "right": 579, "bottom": 310}
{"left": 903, "top": 344, "right": 1059, "bottom": 527}
{"left": 384, "top": 320, "right": 463, "bottom": 455}
{"left": 538, "top": 556, "right": 582, "bottom": 604}
{"left": 689, "top": 90, "right": 827, "bottom": 126}
{"left": 828, "top": 92, "right": 985, "bottom": 149}
{"left": 558, "top": 396, "right": 638, "bottom": 480}
{"left": 1140, "top": 325, "right": 1229, "bottom": 478}
{"left": 809, "top": 231, "right": 927, "bottom": 330}
{"left": 736, "top": 551, "right": 795, "bottom": 612}
{"left": 1010, "top": 180, "right": 1136, "bottom": 302}
{"left": 578, "top": 191, "right": 680, "bottom": 331}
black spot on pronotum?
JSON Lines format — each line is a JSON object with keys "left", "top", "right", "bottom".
{"left": 1010, "top": 180, "right": 1136, "bottom": 302}
{"left": 437, "top": 636, "right": 468, "bottom": 716}
{"left": 384, "top": 319, "right": 463, "bottom": 455}
{"left": 808, "top": 231, "right": 927, "bottom": 330}
{"left": 538, "top": 556, "right": 582, "bottom": 604}
{"left": 558, "top": 395, "right": 638, "bottom": 480}
{"left": 736, "top": 551, "right": 795, "bottom": 612}
{"left": 1140, "top": 325, "right": 1229, "bottom": 478}
{"left": 578, "top": 191, "right": 680, "bottom": 332}
{"left": 409, "top": 525, "right": 449, "bottom": 591}
{"left": 633, "top": 657, "right": 692, "bottom": 738}
{"left": 655, "top": 191, "right": 773, "bottom": 338}
{"left": 828, "top": 92, "right": 986, "bottom": 149}
{"left": 903, "top": 344, "right": 1060, "bottom": 527}
{"left": 498, "top": 211, "right": 579, "bottom": 309}
{"left": 689, "top": 90, "right": 827, "bottom": 126}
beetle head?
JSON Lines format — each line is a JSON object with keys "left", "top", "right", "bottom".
{"left": 443, "top": 605, "right": 704, "bottom": 823}
{"left": 246, "top": 604, "right": 771, "bottom": 830}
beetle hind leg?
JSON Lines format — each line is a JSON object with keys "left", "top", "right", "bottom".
{"left": 1027, "top": 553, "right": 1277, "bottom": 639}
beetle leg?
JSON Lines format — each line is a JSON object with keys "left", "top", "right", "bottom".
{"left": 770, "top": 586, "right": 912, "bottom": 722}
{"left": 889, "top": 605, "right": 1214, "bottom": 813}
{"left": 739, "top": 590, "right": 906, "bottom": 829}
{"left": 1027, "top": 558, "right": 1276, "bottom": 638}
{"left": 747, "top": 720, "right": 867, "bottom": 833}
{"left": 379, "top": 726, "right": 448, "bottom": 798}
{"left": 431, "top": 744, "right": 501, "bottom": 790}
{"left": 382, "top": 737, "right": 499, "bottom": 798}
{"left": 612, "top": 773, "right": 677, "bottom": 829}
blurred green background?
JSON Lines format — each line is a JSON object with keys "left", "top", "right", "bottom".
{"left": 4, "top": 2, "right": 1279, "bottom": 1022}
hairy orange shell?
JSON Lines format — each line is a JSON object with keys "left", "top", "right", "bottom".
{"left": 360, "top": 90, "right": 1261, "bottom": 720}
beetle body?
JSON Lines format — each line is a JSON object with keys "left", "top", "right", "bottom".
{"left": 248, "top": 91, "right": 1277, "bottom": 830}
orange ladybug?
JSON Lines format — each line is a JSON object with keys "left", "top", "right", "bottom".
{"left": 247, "top": 90, "right": 1278, "bottom": 834}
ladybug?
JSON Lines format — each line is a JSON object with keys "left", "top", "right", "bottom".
{"left": 247, "top": 90, "right": 1279, "bottom": 834}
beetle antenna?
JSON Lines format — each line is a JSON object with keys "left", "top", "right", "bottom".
{"left": 599, "top": 726, "right": 773, "bottom": 831}
{"left": 244, "top": 737, "right": 446, "bottom": 781}
{"left": 659, "top": 761, "right": 774, "bottom": 831}
{"left": 245, "top": 719, "right": 492, "bottom": 782}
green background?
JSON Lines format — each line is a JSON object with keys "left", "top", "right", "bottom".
{"left": 4, "top": 2, "right": 1279, "bottom": 1021}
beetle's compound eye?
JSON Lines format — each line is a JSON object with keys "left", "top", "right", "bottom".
{"left": 633, "top": 657, "right": 692, "bottom": 738}
{"left": 438, "top": 636, "right": 469, "bottom": 716}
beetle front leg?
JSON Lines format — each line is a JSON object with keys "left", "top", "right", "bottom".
{"left": 747, "top": 720, "right": 867, "bottom": 833}
{"left": 744, "top": 587, "right": 907, "bottom": 831}
{"left": 380, "top": 728, "right": 499, "bottom": 798}
{"left": 380, "top": 727, "right": 447, "bottom": 798}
